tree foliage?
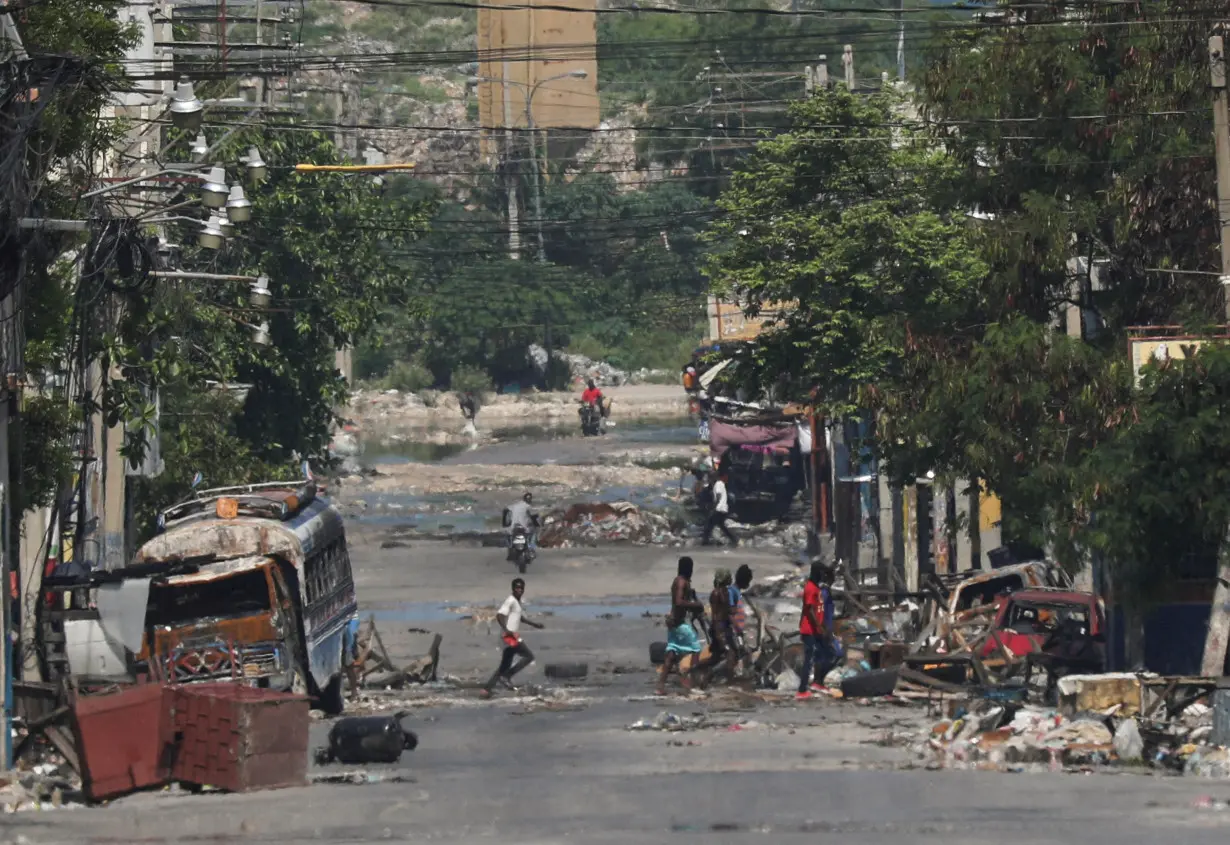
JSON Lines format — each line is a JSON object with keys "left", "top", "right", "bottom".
{"left": 705, "top": 88, "right": 986, "bottom": 415}
{"left": 357, "top": 172, "right": 711, "bottom": 386}
{"left": 98, "top": 128, "right": 433, "bottom": 529}
{"left": 705, "top": 0, "right": 1230, "bottom": 580}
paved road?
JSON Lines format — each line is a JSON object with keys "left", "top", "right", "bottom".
{"left": 11, "top": 538, "right": 1230, "bottom": 843}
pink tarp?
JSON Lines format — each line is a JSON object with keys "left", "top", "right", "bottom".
{"left": 709, "top": 419, "right": 798, "bottom": 459}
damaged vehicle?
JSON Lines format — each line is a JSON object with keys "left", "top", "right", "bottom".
{"left": 978, "top": 589, "right": 1105, "bottom": 663}
{"left": 45, "top": 481, "right": 357, "bottom": 714}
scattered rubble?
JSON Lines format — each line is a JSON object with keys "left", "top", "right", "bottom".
{"left": 628, "top": 711, "right": 704, "bottom": 732}
{"left": 539, "top": 502, "right": 684, "bottom": 547}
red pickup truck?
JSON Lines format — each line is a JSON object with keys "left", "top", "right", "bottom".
{"left": 978, "top": 589, "right": 1105, "bottom": 660}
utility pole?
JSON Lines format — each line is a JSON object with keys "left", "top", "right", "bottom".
{"left": 1201, "top": 34, "right": 1230, "bottom": 677}
{"left": 897, "top": 0, "right": 906, "bottom": 82}
{"left": 843, "top": 44, "right": 855, "bottom": 90}
{"left": 503, "top": 59, "right": 520, "bottom": 260}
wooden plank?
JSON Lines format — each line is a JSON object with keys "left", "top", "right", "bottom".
{"left": 43, "top": 725, "right": 79, "bottom": 774}
{"left": 899, "top": 666, "right": 966, "bottom": 693}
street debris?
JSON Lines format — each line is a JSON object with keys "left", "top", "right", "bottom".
{"left": 539, "top": 502, "right": 684, "bottom": 547}
{"left": 310, "top": 771, "right": 415, "bottom": 786}
{"left": 316, "top": 712, "right": 418, "bottom": 765}
{"left": 348, "top": 617, "right": 442, "bottom": 693}
{"left": 627, "top": 711, "right": 705, "bottom": 731}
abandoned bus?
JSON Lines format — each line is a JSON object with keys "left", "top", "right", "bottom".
{"left": 131, "top": 480, "right": 356, "bottom": 712}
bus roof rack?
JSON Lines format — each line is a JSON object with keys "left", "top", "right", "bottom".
{"left": 158, "top": 480, "right": 319, "bottom": 532}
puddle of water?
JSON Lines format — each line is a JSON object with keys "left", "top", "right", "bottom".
{"left": 370, "top": 597, "right": 672, "bottom": 624}
{"left": 350, "top": 492, "right": 494, "bottom": 532}
{"left": 614, "top": 420, "right": 696, "bottom": 445}
{"left": 364, "top": 441, "right": 470, "bottom": 464}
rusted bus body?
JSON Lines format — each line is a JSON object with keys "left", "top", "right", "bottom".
{"left": 134, "top": 486, "right": 357, "bottom": 709}
{"left": 133, "top": 557, "right": 294, "bottom": 687}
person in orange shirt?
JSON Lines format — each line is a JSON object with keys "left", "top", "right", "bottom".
{"left": 796, "top": 561, "right": 828, "bottom": 699}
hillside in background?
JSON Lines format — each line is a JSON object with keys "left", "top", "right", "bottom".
{"left": 292, "top": 0, "right": 962, "bottom": 388}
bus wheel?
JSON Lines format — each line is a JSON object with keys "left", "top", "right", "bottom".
{"left": 318, "top": 674, "right": 346, "bottom": 716}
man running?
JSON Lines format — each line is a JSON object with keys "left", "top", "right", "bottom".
{"left": 482, "top": 578, "right": 543, "bottom": 697}
{"left": 657, "top": 556, "right": 706, "bottom": 695}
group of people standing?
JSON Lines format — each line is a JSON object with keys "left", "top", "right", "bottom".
{"left": 658, "top": 556, "right": 842, "bottom": 698}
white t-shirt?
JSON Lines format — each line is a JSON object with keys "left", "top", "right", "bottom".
{"left": 498, "top": 595, "right": 524, "bottom": 634}
{"left": 713, "top": 479, "right": 729, "bottom": 514}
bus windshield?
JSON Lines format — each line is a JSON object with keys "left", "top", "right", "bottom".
{"left": 147, "top": 570, "right": 272, "bottom": 627}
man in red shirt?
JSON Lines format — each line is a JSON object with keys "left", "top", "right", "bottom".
{"left": 581, "top": 379, "right": 603, "bottom": 406}
{"left": 796, "top": 561, "right": 829, "bottom": 699}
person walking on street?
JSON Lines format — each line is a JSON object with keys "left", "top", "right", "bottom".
{"left": 815, "top": 564, "right": 843, "bottom": 682}
{"left": 657, "top": 556, "right": 706, "bottom": 695}
{"left": 796, "top": 562, "right": 828, "bottom": 700}
{"left": 728, "top": 564, "right": 754, "bottom": 675}
{"left": 708, "top": 568, "right": 739, "bottom": 681}
{"left": 482, "top": 578, "right": 543, "bottom": 697}
{"left": 702, "top": 471, "right": 738, "bottom": 547}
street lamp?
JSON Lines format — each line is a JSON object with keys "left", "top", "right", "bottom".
{"left": 169, "top": 77, "right": 204, "bottom": 130}
{"left": 525, "top": 69, "right": 587, "bottom": 264}
{"left": 200, "top": 166, "right": 229, "bottom": 208}
{"left": 243, "top": 147, "right": 267, "bottom": 182}
{"left": 189, "top": 133, "right": 209, "bottom": 161}
{"left": 468, "top": 68, "right": 588, "bottom": 264}
{"left": 249, "top": 276, "right": 271, "bottom": 309}
{"left": 225, "top": 185, "right": 252, "bottom": 222}
{"left": 198, "top": 215, "right": 226, "bottom": 250}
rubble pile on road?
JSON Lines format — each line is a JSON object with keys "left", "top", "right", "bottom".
{"left": 751, "top": 559, "right": 1230, "bottom": 778}
{"left": 539, "top": 502, "right": 686, "bottom": 547}
{"left": 895, "top": 672, "right": 1224, "bottom": 774}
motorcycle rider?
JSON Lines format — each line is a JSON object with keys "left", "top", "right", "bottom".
{"left": 581, "top": 378, "right": 603, "bottom": 407}
{"left": 579, "top": 379, "right": 605, "bottom": 434}
{"left": 506, "top": 491, "right": 539, "bottom": 553}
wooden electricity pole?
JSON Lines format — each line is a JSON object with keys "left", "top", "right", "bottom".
{"left": 1200, "top": 34, "right": 1230, "bottom": 677}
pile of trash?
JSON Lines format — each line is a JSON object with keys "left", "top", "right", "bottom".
{"left": 921, "top": 704, "right": 1117, "bottom": 769}
{"left": 529, "top": 344, "right": 629, "bottom": 387}
{"left": 539, "top": 502, "right": 684, "bottom": 547}
{"left": 912, "top": 677, "right": 1222, "bottom": 774}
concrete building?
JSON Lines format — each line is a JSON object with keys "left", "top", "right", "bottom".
{"left": 476, "top": 0, "right": 599, "bottom": 158}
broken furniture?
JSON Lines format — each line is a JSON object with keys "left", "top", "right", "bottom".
{"left": 347, "top": 615, "right": 442, "bottom": 693}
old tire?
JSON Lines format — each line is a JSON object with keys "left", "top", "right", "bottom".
{"left": 649, "top": 641, "right": 667, "bottom": 665}
{"left": 318, "top": 673, "right": 346, "bottom": 716}
{"left": 544, "top": 662, "right": 588, "bottom": 681}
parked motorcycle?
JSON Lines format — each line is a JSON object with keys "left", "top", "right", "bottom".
{"left": 507, "top": 524, "right": 535, "bottom": 573}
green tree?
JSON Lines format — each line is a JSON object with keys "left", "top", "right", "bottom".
{"left": 103, "top": 128, "right": 432, "bottom": 530}
{"left": 878, "top": 0, "right": 1224, "bottom": 554}
{"left": 1076, "top": 346, "right": 1230, "bottom": 610}
{"left": 704, "top": 87, "right": 986, "bottom": 415}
